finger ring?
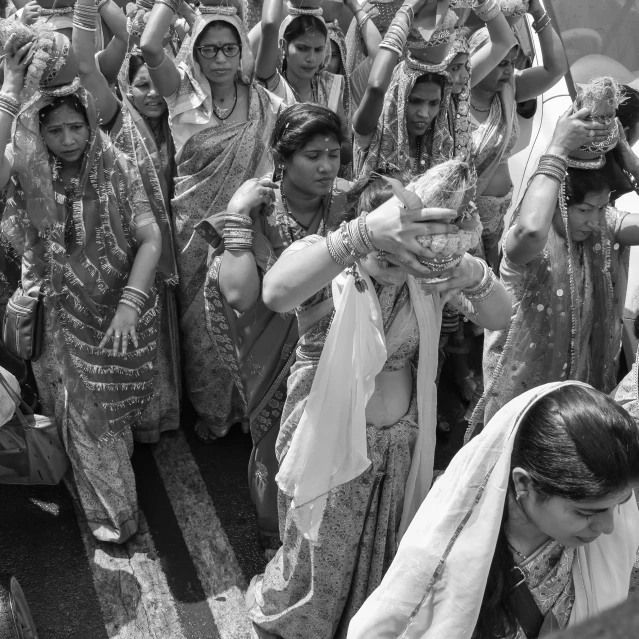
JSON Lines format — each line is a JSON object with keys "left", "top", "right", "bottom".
{"left": 114, "top": 333, "right": 121, "bottom": 340}
{"left": 589, "top": 130, "right": 595, "bottom": 138}
{"left": 377, "top": 250, "right": 389, "bottom": 270}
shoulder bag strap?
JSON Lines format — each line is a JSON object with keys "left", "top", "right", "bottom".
{"left": 510, "top": 567, "right": 545, "bottom": 639}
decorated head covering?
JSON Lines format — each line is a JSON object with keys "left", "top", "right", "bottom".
{"left": 168, "top": 3, "right": 253, "bottom": 127}
{"left": 407, "top": 6, "right": 458, "bottom": 52}
{"left": 279, "top": 4, "right": 331, "bottom": 72}
{"left": 360, "top": 46, "right": 471, "bottom": 177}
{"left": 0, "top": 19, "right": 78, "bottom": 94}
{"left": 348, "top": 381, "right": 639, "bottom": 639}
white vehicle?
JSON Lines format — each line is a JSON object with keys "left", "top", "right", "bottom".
{"left": 507, "top": 0, "right": 639, "bottom": 369}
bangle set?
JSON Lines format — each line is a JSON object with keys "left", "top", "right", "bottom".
{"left": 73, "top": 2, "right": 98, "bottom": 31}
{"left": 533, "top": 12, "right": 552, "bottom": 34}
{"left": 533, "top": 153, "right": 567, "bottom": 183}
{"left": 463, "top": 258, "right": 496, "bottom": 303}
{"left": 223, "top": 213, "right": 254, "bottom": 251}
{"left": 473, "top": 0, "right": 501, "bottom": 23}
{"left": 355, "top": 8, "right": 371, "bottom": 28}
{"left": 326, "top": 217, "right": 374, "bottom": 268}
{"left": 157, "top": 0, "right": 181, "bottom": 14}
{"left": 119, "top": 285, "right": 149, "bottom": 315}
{"left": 379, "top": 5, "right": 412, "bottom": 56}
{"left": 0, "top": 92, "right": 21, "bottom": 119}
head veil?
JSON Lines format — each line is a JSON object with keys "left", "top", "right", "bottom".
{"left": 326, "top": 19, "right": 351, "bottom": 125}
{"left": 359, "top": 46, "right": 466, "bottom": 177}
{"left": 2, "top": 81, "right": 159, "bottom": 441}
{"left": 169, "top": 5, "right": 253, "bottom": 125}
{"left": 278, "top": 6, "right": 332, "bottom": 73}
{"left": 348, "top": 381, "right": 639, "bottom": 639}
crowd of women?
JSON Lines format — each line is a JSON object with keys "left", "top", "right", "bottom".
{"left": 0, "top": 0, "right": 638, "bottom": 636}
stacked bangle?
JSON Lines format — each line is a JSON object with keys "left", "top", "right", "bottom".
{"left": 120, "top": 285, "right": 149, "bottom": 314}
{"left": 156, "top": 0, "right": 181, "bottom": 14}
{"left": 355, "top": 8, "right": 371, "bottom": 28}
{"left": 40, "top": 6, "right": 74, "bottom": 14}
{"left": 379, "top": 5, "right": 412, "bottom": 56}
{"left": 224, "top": 227, "right": 254, "bottom": 251}
{"left": 0, "top": 92, "right": 21, "bottom": 119}
{"left": 533, "top": 153, "right": 567, "bottom": 183}
{"left": 326, "top": 217, "right": 373, "bottom": 268}
{"left": 73, "top": 2, "right": 98, "bottom": 31}
{"left": 463, "top": 258, "right": 496, "bottom": 303}
{"left": 225, "top": 213, "right": 252, "bottom": 228}
{"left": 473, "top": 0, "right": 501, "bottom": 23}
{"left": 96, "top": 0, "right": 110, "bottom": 11}
{"left": 533, "top": 12, "right": 552, "bottom": 33}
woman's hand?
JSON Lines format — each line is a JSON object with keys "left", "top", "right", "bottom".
{"left": 227, "top": 177, "right": 278, "bottom": 218}
{"left": 417, "top": 253, "right": 484, "bottom": 298}
{"left": 365, "top": 200, "right": 459, "bottom": 275}
{"left": 547, "top": 106, "right": 612, "bottom": 157}
{"left": 19, "top": 1, "right": 40, "bottom": 26}
{"left": 527, "top": 0, "right": 545, "bottom": 19}
{"left": 99, "top": 304, "right": 140, "bottom": 355}
{"left": 2, "top": 39, "right": 34, "bottom": 96}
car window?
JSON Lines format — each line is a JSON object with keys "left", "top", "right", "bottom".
{"left": 546, "top": 0, "right": 639, "bottom": 97}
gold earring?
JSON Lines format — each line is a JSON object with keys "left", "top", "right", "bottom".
{"left": 515, "top": 490, "right": 528, "bottom": 502}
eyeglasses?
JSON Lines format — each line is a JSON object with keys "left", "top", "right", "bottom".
{"left": 196, "top": 44, "right": 241, "bottom": 59}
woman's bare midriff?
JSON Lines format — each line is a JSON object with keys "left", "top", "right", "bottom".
{"left": 365, "top": 365, "right": 412, "bottom": 428}
{"left": 481, "top": 163, "right": 512, "bottom": 197}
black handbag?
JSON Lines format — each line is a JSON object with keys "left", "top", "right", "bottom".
{"left": 2, "top": 286, "right": 44, "bottom": 362}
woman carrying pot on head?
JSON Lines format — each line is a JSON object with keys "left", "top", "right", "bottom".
{"left": 72, "top": 0, "right": 181, "bottom": 444}
{"left": 469, "top": 0, "right": 568, "bottom": 270}
{"left": 353, "top": 0, "right": 513, "bottom": 178}
{"left": 247, "top": 158, "right": 511, "bottom": 638}
{"left": 206, "top": 103, "right": 349, "bottom": 554}
{"left": 0, "top": 22, "right": 164, "bottom": 543}
{"left": 469, "top": 77, "right": 639, "bottom": 435}
{"left": 140, "top": 0, "right": 284, "bottom": 443}
{"left": 348, "top": 382, "right": 639, "bottom": 638}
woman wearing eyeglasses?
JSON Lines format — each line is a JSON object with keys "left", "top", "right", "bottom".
{"left": 140, "top": 0, "right": 284, "bottom": 443}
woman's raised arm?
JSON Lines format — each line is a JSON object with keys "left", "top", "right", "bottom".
{"left": 255, "top": 0, "right": 284, "bottom": 81}
{"left": 73, "top": 0, "right": 119, "bottom": 125}
{"left": 96, "top": 0, "right": 130, "bottom": 85}
{"left": 139, "top": 0, "right": 182, "bottom": 97}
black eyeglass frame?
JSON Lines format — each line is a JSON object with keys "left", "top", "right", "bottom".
{"left": 195, "top": 43, "right": 242, "bottom": 59}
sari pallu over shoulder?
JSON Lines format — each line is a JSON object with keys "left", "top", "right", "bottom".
{"left": 171, "top": 83, "right": 281, "bottom": 315}
{"left": 468, "top": 207, "right": 628, "bottom": 436}
{"left": 2, "top": 84, "right": 159, "bottom": 442}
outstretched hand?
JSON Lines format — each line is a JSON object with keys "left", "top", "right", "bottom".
{"left": 99, "top": 304, "right": 140, "bottom": 355}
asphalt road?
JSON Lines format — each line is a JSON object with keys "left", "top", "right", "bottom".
{"left": 0, "top": 362, "right": 637, "bottom": 638}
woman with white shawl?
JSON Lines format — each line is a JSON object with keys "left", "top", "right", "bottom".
{"left": 348, "top": 381, "right": 639, "bottom": 639}
{"left": 247, "top": 159, "right": 511, "bottom": 638}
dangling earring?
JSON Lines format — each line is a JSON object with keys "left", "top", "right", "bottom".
{"left": 515, "top": 490, "right": 528, "bottom": 502}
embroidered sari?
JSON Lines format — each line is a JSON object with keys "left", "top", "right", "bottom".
{"left": 469, "top": 28, "right": 519, "bottom": 258}
{"left": 2, "top": 83, "right": 162, "bottom": 543}
{"left": 248, "top": 238, "right": 442, "bottom": 638}
{"left": 356, "top": 47, "right": 471, "bottom": 178}
{"left": 468, "top": 207, "right": 628, "bottom": 435}
{"left": 113, "top": 54, "right": 181, "bottom": 443}
{"left": 168, "top": 12, "right": 283, "bottom": 435}
{"left": 196, "top": 183, "right": 348, "bottom": 547}
{"left": 348, "top": 382, "right": 639, "bottom": 639}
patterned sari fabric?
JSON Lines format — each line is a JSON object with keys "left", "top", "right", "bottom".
{"left": 114, "top": 57, "right": 181, "bottom": 443}
{"left": 171, "top": 84, "right": 281, "bottom": 435}
{"left": 469, "top": 207, "right": 628, "bottom": 434}
{"left": 248, "top": 243, "right": 442, "bottom": 638}
{"left": 197, "top": 184, "right": 347, "bottom": 547}
{"left": 2, "top": 84, "right": 161, "bottom": 542}
{"left": 357, "top": 48, "right": 471, "bottom": 178}
{"left": 511, "top": 540, "right": 576, "bottom": 638}
{"left": 327, "top": 20, "right": 352, "bottom": 129}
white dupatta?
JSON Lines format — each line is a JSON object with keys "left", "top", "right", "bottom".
{"left": 276, "top": 266, "right": 441, "bottom": 543}
{"left": 347, "top": 381, "right": 639, "bottom": 639}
